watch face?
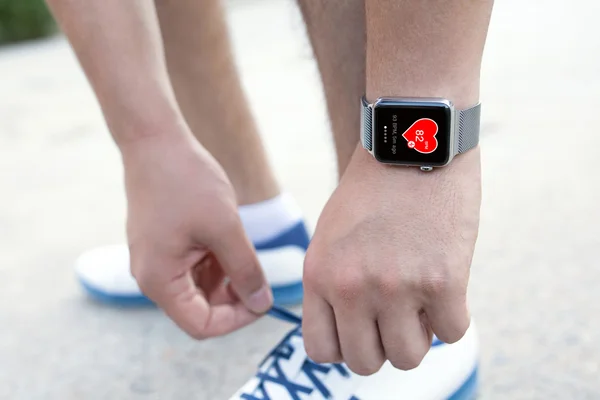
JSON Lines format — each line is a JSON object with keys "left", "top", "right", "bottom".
{"left": 373, "top": 101, "right": 452, "bottom": 166}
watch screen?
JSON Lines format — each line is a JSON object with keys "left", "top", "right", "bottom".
{"left": 373, "top": 102, "right": 452, "bottom": 166}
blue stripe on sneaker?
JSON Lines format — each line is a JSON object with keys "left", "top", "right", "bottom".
{"left": 271, "top": 281, "right": 304, "bottom": 306}
{"left": 255, "top": 221, "right": 309, "bottom": 306}
{"left": 254, "top": 221, "right": 310, "bottom": 251}
{"left": 267, "top": 305, "right": 303, "bottom": 324}
{"left": 79, "top": 279, "right": 153, "bottom": 306}
{"left": 447, "top": 366, "right": 479, "bottom": 400}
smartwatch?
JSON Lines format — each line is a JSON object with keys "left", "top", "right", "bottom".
{"left": 361, "top": 97, "right": 481, "bottom": 171}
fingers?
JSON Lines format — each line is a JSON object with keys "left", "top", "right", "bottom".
{"left": 302, "top": 290, "right": 342, "bottom": 364}
{"left": 131, "top": 210, "right": 271, "bottom": 339}
{"left": 204, "top": 281, "right": 238, "bottom": 306}
{"left": 136, "top": 259, "right": 259, "bottom": 338}
{"left": 191, "top": 254, "right": 228, "bottom": 303}
{"left": 206, "top": 217, "right": 273, "bottom": 314}
{"left": 425, "top": 294, "right": 470, "bottom": 344}
{"left": 378, "top": 309, "right": 432, "bottom": 371}
{"left": 335, "top": 309, "right": 385, "bottom": 376}
{"left": 163, "top": 284, "right": 259, "bottom": 339}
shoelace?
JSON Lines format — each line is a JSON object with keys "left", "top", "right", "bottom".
{"left": 266, "top": 306, "right": 303, "bottom": 325}
{"left": 240, "top": 306, "right": 354, "bottom": 400}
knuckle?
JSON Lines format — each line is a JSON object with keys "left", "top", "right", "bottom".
{"left": 205, "top": 208, "right": 241, "bottom": 242}
{"left": 438, "top": 332, "right": 463, "bottom": 344}
{"left": 390, "top": 358, "right": 420, "bottom": 371}
{"left": 332, "top": 272, "right": 363, "bottom": 303}
{"left": 214, "top": 213, "right": 239, "bottom": 236}
{"left": 131, "top": 267, "right": 154, "bottom": 297}
{"left": 389, "top": 349, "right": 426, "bottom": 371}
{"left": 373, "top": 271, "right": 403, "bottom": 298}
{"left": 128, "top": 246, "right": 143, "bottom": 276}
{"left": 128, "top": 246, "right": 156, "bottom": 296}
{"left": 170, "top": 290, "right": 211, "bottom": 341}
{"left": 232, "top": 259, "right": 263, "bottom": 289}
{"left": 347, "top": 358, "right": 385, "bottom": 377}
{"left": 302, "top": 247, "right": 324, "bottom": 288}
{"left": 304, "top": 244, "right": 365, "bottom": 304}
{"left": 421, "top": 276, "right": 448, "bottom": 296}
{"left": 437, "top": 322, "right": 469, "bottom": 344}
{"left": 186, "top": 328, "right": 209, "bottom": 341}
{"left": 419, "top": 265, "right": 452, "bottom": 296}
{"left": 305, "top": 341, "right": 340, "bottom": 364}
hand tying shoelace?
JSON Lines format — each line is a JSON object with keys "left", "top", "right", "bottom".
{"left": 231, "top": 306, "right": 478, "bottom": 400}
{"left": 234, "top": 306, "right": 362, "bottom": 400}
{"left": 231, "top": 307, "right": 464, "bottom": 400}
{"left": 265, "top": 305, "right": 303, "bottom": 325}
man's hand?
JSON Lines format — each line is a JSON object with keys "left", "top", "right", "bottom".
{"left": 120, "top": 129, "right": 273, "bottom": 338}
{"left": 47, "top": 0, "right": 274, "bottom": 338}
{"left": 302, "top": 146, "right": 481, "bottom": 375}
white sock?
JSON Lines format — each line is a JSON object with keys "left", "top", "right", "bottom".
{"left": 238, "top": 193, "right": 304, "bottom": 244}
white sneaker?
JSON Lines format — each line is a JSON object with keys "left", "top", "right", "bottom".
{"left": 75, "top": 222, "right": 311, "bottom": 306}
{"left": 231, "top": 307, "right": 479, "bottom": 400}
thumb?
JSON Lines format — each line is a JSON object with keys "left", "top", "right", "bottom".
{"left": 207, "top": 218, "right": 273, "bottom": 314}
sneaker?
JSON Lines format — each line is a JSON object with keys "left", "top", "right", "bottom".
{"left": 75, "top": 221, "right": 310, "bottom": 306}
{"left": 231, "top": 306, "right": 479, "bottom": 400}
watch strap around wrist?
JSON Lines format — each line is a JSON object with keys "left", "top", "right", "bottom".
{"left": 454, "top": 103, "right": 481, "bottom": 155}
{"left": 360, "top": 97, "right": 481, "bottom": 156}
{"left": 360, "top": 97, "right": 375, "bottom": 151}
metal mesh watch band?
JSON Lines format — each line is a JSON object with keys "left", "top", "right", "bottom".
{"left": 360, "top": 97, "right": 375, "bottom": 151}
{"left": 454, "top": 103, "right": 481, "bottom": 154}
{"left": 361, "top": 97, "right": 481, "bottom": 156}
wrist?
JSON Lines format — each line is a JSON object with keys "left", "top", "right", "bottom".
{"left": 105, "top": 93, "right": 189, "bottom": 150}
{"left": 350, "top": 142, "right": 481, "bottom": 182}
{"left": 117, "top": 118, "right": 201, "bottom": 182}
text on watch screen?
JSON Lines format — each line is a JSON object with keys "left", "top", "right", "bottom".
{"left": 373, "top": 105, "right": 451, "bottom": 165}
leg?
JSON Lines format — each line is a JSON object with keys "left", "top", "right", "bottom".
{"left": 297, "top": 0, "right": 365, "bottom": 177}
{"left": 154, "top": 0, "right": 278, "bottom": 205}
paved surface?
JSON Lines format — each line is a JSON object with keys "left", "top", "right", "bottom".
{"left": 1, "top": 0, "right": 600, "bottom": 399}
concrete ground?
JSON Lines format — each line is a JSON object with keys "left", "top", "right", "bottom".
{"left": 1, "top": 0, "right": 600, "bottom": 398}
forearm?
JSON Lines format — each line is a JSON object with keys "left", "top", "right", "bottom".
{"left": 366, "top": 0, "right": 493, "bottom": 108}
{"left": 46, "top": 0, "right": 182, "bottom": 145}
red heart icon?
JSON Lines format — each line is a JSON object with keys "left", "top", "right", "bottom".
{"left": 401, "top": 118, "right": 439, "bottom": 154}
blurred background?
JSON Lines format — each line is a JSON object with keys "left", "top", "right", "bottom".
{"left": 1, "top": 0, "right": 600, "bottom": 399}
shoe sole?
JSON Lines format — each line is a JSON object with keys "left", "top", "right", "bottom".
{"left": 347, "top": 366, "right": 478, "bottom": 400}
{"left": 79, "top": 279, "right": 304, "bottom": 307}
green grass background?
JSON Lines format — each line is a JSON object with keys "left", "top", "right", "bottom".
{"left": 0, "top": 0, "right": 56, "bottom": 45}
